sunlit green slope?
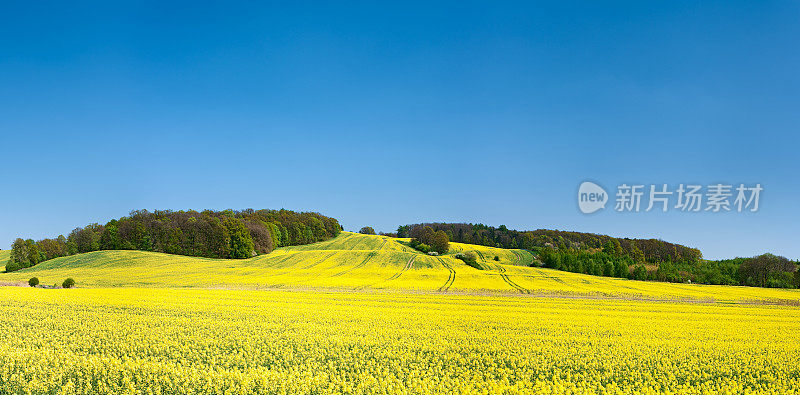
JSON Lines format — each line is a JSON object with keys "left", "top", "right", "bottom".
{"left": 1, "top": 233, "right": 799, "bottom": 302}
{"left": 0, "top": 233, "right": 529, "bottom": 291}
{"left": 0, "top": 250, "right": 9, "bottom": 271}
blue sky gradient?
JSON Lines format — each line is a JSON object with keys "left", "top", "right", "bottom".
{"left": 1, "top": 1, "right": 798, "bottom": 259}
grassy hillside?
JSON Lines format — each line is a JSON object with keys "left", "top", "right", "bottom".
{"left": 0, "top": 250, "right": 9, "bottom": 271}
{"left": 1, "top": 233, "right": 798, "bottom": 303}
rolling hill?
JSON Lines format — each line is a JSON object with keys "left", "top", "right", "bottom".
{"left": 0, "top": 250, "right": 9, "bottom": 271}
{"left": 2, "top": 232, "right": 799, "bottom": 303}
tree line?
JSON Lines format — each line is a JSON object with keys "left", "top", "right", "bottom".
{"left": 399, "top": 222, "right": 799, "bottom": 289}
{"left": 397, "top": 223, "right": 702, "bottom": 264}
{"left": 540, "top": 248, "right": 799, "bottom": 288}
{"left": 6, "top": 209, "right": 341, "bottom": 272}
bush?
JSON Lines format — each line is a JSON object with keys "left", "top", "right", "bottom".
{"left": 455, "top": 251, "right": 485, "bottom": 270}
{"left": 5, "top": 261, "right": 20, "bottom": 273}
{"left": 414, "top": 243, "right": 431, "bottom": 253}
{"left": 62, "top": 278, "right": 75, "bottom": 288}
{"left": 28, "top": 277, "right": 39, "bottom": 287}
{"left": 464, "top": 251, "right": 478, "bottom": 263}
{"left": 494, "top": 256, "right": 500, "bottom": 261}
{"left": 359, "top": 227, "right": 376, "bottom": 235}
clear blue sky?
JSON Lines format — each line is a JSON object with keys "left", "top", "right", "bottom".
{"left": 1, "top": 1, "right": 798, "bottom": 260}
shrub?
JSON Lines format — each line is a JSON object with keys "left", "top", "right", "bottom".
{"left": 415, "top": 243, "right": 431, "bottom": 253}
{"left": 62, "top": 278, "right": 75, "bottom": 288}
{"left": 359, "top": 227, "right": 376, "bottom": 235}
{"left": 494, "top": 256, "right": 500, "bottom": 261}
{"left": 455, "top": 251, "right": 484, "bottom": 270}
{"left": 28, "top": 277, "right": 39, "bottom": 287}
{"left": 5, "top": 261, "right": 20, "bottom": 273}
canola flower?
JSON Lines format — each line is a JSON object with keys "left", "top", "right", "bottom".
{"left": 0, "top": 287, "right": 798, "bottom": 394}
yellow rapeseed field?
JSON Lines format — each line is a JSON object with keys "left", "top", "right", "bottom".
{"left": 3, "top": 233, "right": 800, "bottom": 304}
{"left": 0, "top": 287, "right": 798, "bottom": 394}
{"left": 2, "top": 233, "right": 800, "bottom": 393}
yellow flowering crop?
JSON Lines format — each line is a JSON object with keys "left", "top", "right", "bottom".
{"left": 2, "top": 233, "right": 800, "bottom": 304}
{"left": 0, "top": 287, "right": 798, "bottom": 394}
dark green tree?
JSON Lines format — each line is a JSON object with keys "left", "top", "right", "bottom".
{"left": 101, "top": 220, "right": 121, "bottom": 250}
{"left": 795, "top": 267, "right": 800, "bottom": 288}
{"left": 431, "top": 231, "right": 450, "bottom": 254}
{"left": 738, "top": 253, "right": 796, "bottom": 288}
{"left": 632, "top": 265, "right": 647, "bottom": 281}
{"left": 224, "top": 217, "right": 255, "bottom": 259}
{"left": 62, "top": 278, "right": 75, "bottom": 288}
{"left": 614, "top": 259, "right": 629, "bottom": 278}
{"left": 8, "top": 238, "right": 29, "bottom": 271}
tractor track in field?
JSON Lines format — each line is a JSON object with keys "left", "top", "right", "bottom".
{"left": 533, "top": 267, "right": 567, "bottom": 284}
{"left": 355, "top": 255, "right": 417, "bottom": 290}
{"left": 265, "top": 252, "right": 301, "bottom": 268}
{"left": 437, "top": 257, "right": 456, "bottom": 292}
{"left": 300, "top": 252, "right": 338, "bottom": 270}
{"left": 285, "top": 232, "right": 355, "bottom": 252}
{"left": 259, "top": 252, "right": 342, "bottom": 284}
{"left": 495, "top": 264, "right": 529, "bottom": 294}
{"left": 386, "top": 255, "right": 416, "bottom": 281}
{"left": 332, "top": 252, "right": 376, "bottom": 277}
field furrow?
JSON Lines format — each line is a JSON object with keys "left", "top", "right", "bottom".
{"left": 437, "top": 258, "right": 456, "bottom": 292}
